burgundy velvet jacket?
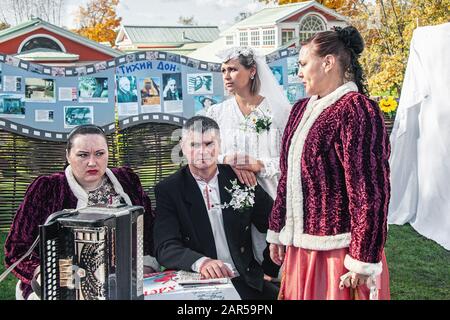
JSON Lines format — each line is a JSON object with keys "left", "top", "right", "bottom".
{"left": 268, "top": 92, "right": 390, "bottom": 265}
{"left": 4, "top": 166, "right": 154, "bottom": 298}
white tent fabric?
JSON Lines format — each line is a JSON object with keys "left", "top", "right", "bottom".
{"left": 388, "top": 23, "right": 450, "bottom": 250}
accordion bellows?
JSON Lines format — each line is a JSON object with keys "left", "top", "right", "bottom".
{"left": 39, "top": 205, "right": 144, "bottom": 300}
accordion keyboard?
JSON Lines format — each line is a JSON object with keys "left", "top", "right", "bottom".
{"left": 44, "top": 239, "right": 59, "bottom": 300}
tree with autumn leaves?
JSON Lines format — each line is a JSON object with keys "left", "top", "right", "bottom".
{"left": 338, "top": 0, "right": 449, "bottom": 97}
{"left": 74, "top": 0, "right": 121, "bottom": 46}
{"left": 260, "top": 0, "right": 449, "bottom": 97}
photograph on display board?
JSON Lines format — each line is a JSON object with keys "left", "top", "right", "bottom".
{"left": 146, "top": 51, "right": 159, "bottom": 61}
{"left": 94, "top": 61, "right": 107, "bottom": 72}
{"left": 3, "top": 76, "right": 22, "bottom": 92}
{"left": 126, "top": 53, "right": 136, "bottom": 64}
{"left": 116, "top": 76, "right": 138, "bottom": 103}
{"left": 5, "top": 55, "right": 20, "bottom": 67}
{"left": 166, "top": 53, "right": 180, "bottom": 63}
{"left": 162, "top": 73, "right": 182, "bottom": 101}
{"left": 0, "top": 94, "right": 25, "bottom": 118}
{"left": 266, "top": 51, "right": 280, "bottom": 63}
{"left": 285, "top": 84, "right": 305, "bottom": 105}
{"left": 187, "top": 73, "right": 213, "bottom": 95}
{"left": 25, "top": 78, "right": 55, "bottom": 102}
{"left": 288, "top": 47, "right": 300, "bottom": 56}
{"left": 78, "top": 77, "right": 108, "bottom": 103}
{"left": 194, "top": 95, "right": 222, "bottom": 114}
{"left": 270, "top": 66, "right": 284, "bottom": 85}
{"left": 186, "top": 58, "right": 200, "bottom": 69}
{"left": 35, "top": 109, "right": 54, "bottom": 122}
{"left": 64, "top": 106, "right": 93, "bottom": 128}
{"left": 75, "top": 66, "right": 87, "bottom": 76}
{"left": 287, "top": 56, "right": 300, "bottom": 84}
{"left": 51, "top": 67, "right": 65, "bottom": 76}
{"left": 139, "top": 77, "right": 161, "bottom": 113}
{"left": 207, "top": 62, "right": 221, "bottom": 72}
{"left": 29, "top": 63, "right": 45, "bottom": 74}
{"left": 58, "top": 87, "right": 78, "bottom": 102}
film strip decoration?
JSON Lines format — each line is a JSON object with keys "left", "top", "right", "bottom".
{"left": 0, "top": 46, "right": 302, "bottom": 141}
{"left": 0, "top": 46, "right": 299, "bottom": 79}
{"left": 0, "top": 117, "right": 116, "bottom": 142}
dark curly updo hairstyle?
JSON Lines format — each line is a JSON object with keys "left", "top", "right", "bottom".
{"left": 66, "top": 124, "right": 107, "bottom": 154}
{"left": 302, "top": 26, "right": 367, "bottom": 95}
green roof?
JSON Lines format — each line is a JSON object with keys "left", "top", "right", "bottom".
{"left": 0, "top": 19, "right": 41, "bottom": 38}
{"left": 122, "top": 25, "right": 220, "bottom": 44}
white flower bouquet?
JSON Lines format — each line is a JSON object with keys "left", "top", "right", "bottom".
{"left": 221, "top": 179, "right": 255, "bottom": 212}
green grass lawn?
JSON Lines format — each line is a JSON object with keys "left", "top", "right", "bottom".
{"left": 0, "top": 232, "right": 17, "bottom": 300}
{"left": 1, "top": 225, "right": 449, "bottom": 300}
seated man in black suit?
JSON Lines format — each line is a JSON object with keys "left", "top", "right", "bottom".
{"left": 153, "top": 115, "right": 279, "bottom": 300}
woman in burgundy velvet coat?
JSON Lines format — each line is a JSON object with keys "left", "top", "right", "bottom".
{"left": 3, "top": 125, "right": 156, "bottom": 299}
{"left": 266, "top": 26, "right": 391, "bottom": 300}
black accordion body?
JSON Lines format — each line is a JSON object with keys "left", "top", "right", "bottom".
{"left": 39, "top": 205, "right": 144, "bottom": 300}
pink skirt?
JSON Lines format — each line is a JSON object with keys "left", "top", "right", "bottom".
{"left": 278, "top": 247, "right": 390, "bottom": 300}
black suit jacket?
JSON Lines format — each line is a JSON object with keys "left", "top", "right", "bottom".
{"left": 153, "top": 164, "right": 279, "bottom": 292}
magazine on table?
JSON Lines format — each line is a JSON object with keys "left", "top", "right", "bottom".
{"left": 143, "top": 269, "right": 240, "bottom": 300}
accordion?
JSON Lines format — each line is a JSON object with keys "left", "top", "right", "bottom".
{"left": 39, "top": 205, "right": 144, "bottom": 300}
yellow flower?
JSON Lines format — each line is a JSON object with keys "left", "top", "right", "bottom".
{"left": 379, "top": 96, "right": 398, "bottom": 114}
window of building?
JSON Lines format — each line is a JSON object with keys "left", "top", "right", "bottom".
{"left": 250, "top": 30, "right": 260, "bottom": 46}
{"left": 299, "top": 15, "right": 326, "bottom": 42}
{"left": 282, "top": 30, "right": 295, "bottom": 45}
{"left": 20, "top": 36, "right": 64, "bottom": 53}
{"left": 239, "top": 31, "right": 249, "bottom": 46}
{"left": 226, "top": 35, "right": 234, "bottom": 46}
{"left": 262, "top": 29, "right": 275, "bottom": 46}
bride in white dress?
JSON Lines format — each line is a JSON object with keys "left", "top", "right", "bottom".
{"left": 200, "top": 47, "right": 292, "bottom": 264}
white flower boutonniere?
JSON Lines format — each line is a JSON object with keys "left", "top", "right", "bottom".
{"left": 221, "top": 179, "right": 255, "bottom": 212}
{"left": 253, "top": 115, "right": 272, "bottom": 134}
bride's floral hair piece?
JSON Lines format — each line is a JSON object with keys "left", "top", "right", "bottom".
{"left": 216, "top": 47, "right": 256, "bottom": 63}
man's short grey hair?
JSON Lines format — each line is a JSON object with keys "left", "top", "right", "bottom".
{"left": 182, "top": 115, "right": 220, "bottom": 138}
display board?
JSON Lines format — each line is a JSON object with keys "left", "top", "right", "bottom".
{"left": 0, "top": 47, "right": 305, "bottom": 141}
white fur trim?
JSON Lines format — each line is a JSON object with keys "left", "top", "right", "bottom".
{"left": 65, "top": 166, "right": 132, "bottom": 208}
{"left": 65, "top": 166, "right": 88, "bottom": 209}
{"left": 294, "top": 232, "right": 351, "bottom": 250}
{"left": 15, "top": 280, "right": 40, "bottom": 300}
{"left": 344, "top": 254, "right": 383, "bottom": 276}
{"left": 266, "top": 229, "right": 283, "bottom": 245}
{"left": 15, "top": 280, "right": 24, "bottom": 300}
{"left": 269, "top": 229, "right": 351, "bottom": 250}
{"left": 284, "top": 82, "right": 358, "bottom": 248}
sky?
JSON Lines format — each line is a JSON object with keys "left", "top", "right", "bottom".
{"left": 65, "top": 0, "right": 270, "bottom": 31}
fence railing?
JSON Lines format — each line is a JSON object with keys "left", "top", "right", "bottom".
{"left": 0, "top": 122, "right": 181, "bottom": 231}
